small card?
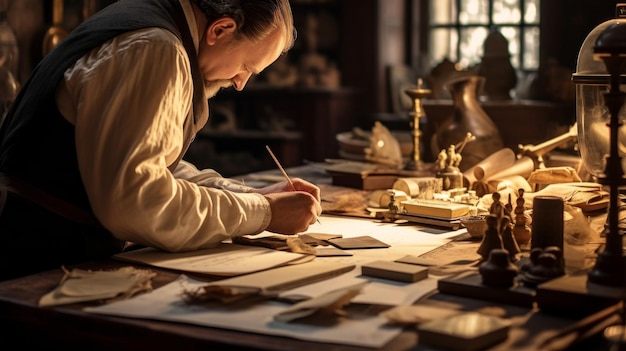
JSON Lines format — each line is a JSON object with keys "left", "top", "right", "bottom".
{"left": 302, "top": 233, "right": 343, "bottom": 241}
{"left": 299, "top": 233, "right": 343, "bottom": 247}
{"left": 314, "top": 246, "right": 353, "bottom": 257}
{"left": 326, "top": 236, "right": 390, "bottom": 249}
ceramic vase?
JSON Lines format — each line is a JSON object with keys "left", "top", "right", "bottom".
{"left": 431, "top": 75, "right": 504, "bottom": 171}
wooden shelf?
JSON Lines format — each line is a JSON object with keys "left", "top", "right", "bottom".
{"left": 202, "top": 86, "right": 362, "bottom": 170}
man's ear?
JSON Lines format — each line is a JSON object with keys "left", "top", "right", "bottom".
{"left": 204, "top": 17, "right": 238, "bottom": 45}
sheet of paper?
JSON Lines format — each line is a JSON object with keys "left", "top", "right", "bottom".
{"left": 279, "top": 275, "right": 368, "bottom": 301}
{"left": 87, "top": 216, "right": 463, "bottom": 348}
{"left": 113, "top": 243, "right": 309, "bottom": 276}
{"left": 299, "top": 215, "right": 467, "bottom": 266}
{"left": 204, "top": 261, "right": 355, "bottom": 292}
{"left": 85, "top": 275, "right": 404, "bottom": 348}
{"left": 307, "top": 214, "right": 464, "bottom": 243}
{"left": 278, "top": 273, "right": 438, "bottom": 306}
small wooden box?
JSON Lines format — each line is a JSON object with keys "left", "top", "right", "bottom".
{"left": 417, "top": 312, "right": 511, "bottom": 351}
{"left": 361, "top": 260, "right": 428, "bottom": 282}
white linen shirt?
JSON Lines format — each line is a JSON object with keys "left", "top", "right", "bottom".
{"left": 54, "top": 0, "right": 271, "bottom": 252}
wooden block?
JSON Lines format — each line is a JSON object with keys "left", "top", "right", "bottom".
{"left": 328, "top": 171, "right": 399, "bottom": 190}
{"left": 437, "top": 271, "right": 535, "bottom": 307}
{"left": 417, "top": 312, "right": 511, "bottom": 351}
{"left": 325, "top": 163, "right": 400, "bottom": 190}
{"left": 401, "top": 199, "right": 470, "bottom": 219}
{"left": 361, "top": 260, "right": 429, "bottom": 282}
{"left": 535, "top": 273, "right": 623, "bottom": 318}
{"left": 325, "top": 162, "right": 436, "bottom": 190}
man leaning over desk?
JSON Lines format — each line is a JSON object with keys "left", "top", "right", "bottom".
{"left": 0, "top": 0, "right": 321, "bottom": 281}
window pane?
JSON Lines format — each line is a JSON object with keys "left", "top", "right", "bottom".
{"left": 459, "top": 0, "right": 489, "bottom": 24}
{"left": 430, "top": 0, "right": 456, "bottom": 25}
{"left": 525, "top": 0, "right": 540, "bottom": 24}
{"left": 459, "top": 27, "right": 489, "bottom": 67}
{"left": 523, "top": 27, "right": 540, "bottom": 69}
{"left": 429, "top": 28, "right": 458, "bottom": 67}
{"left": 426, "top": 0, "right": 541, "bottom": 73}
{"left": 493, "top": 0, "right": 521, "bottom": 24}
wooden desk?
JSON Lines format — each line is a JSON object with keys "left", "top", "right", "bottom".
{"left": 0, "top": 242, "right": 610, "bottom": 350}
{"left": 0, "top": 165, "right": 613, "bottom": 350}
{"left": 0, "top": 259, "right": 420, "bottom": 351}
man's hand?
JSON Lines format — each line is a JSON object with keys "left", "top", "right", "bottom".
{"left": 264, "top": 191, "right": 321, "bottom": 234}
{"left": 255, "top": 177, "right": 321, "bottom": 202}
{"left": 256, "top": 178, "right": 322, "bottom": 234}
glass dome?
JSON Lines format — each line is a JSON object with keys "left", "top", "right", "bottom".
{"left": 572, "top": 8, "right": 626, "bottom": 177}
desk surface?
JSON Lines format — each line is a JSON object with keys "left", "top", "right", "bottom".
{"left": 0, "top": 165, "right": 613, "bottom": 350}
{"left": 0, "top": 257, "right": 609, "bottom": 351}
{"left": 0, "top": 230, "right": 609, "bottom": 350}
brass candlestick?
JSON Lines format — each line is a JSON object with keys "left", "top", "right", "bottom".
{"left": 404, "top": 78, "right": 430, "bottom": 171}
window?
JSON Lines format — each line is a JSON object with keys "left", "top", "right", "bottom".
{"left": 428, "top": 0, "right": 540, "bottom": 71}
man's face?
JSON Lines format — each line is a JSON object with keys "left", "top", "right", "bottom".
{"left": 198, "top": 17, "right": 287, "bottom": 98}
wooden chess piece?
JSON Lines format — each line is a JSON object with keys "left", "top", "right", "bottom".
{"left": 489, "top": 191, "right": 505, "bottom": 221}
{"left": 477, "top": 214, "right": 504, "bottom": 261}
{"left": 505, "top": 193, "right": 513, "bottom": 218}
{"left": 520, "top": 247, "right": 565, "bottom": 287}
{"left": 500, "top": 215, "right": 521, "bottom": 262}
{"left": 513, "top": 188, "right": 532, "bottom": 246}
{"left": 520, "top": 248, "right": 543, "bottom": 274}
{"left": 544, "top": 245, "right": 565, "bottom": 273}
{"left": 387, "top": 190, "right": 399, "bottom": 215}
{"left": 479, "top": 248, "right": 519, "bottom": 288}
{"left": 500, "top": 193, "right": 520, "bottom": 261}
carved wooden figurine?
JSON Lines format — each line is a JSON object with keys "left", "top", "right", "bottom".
{"left": 513, "top": 188, "right": 532, "bottom": 246}
{"left": 477, "top": 214, "right": 504, "bottom": 261}
{"left": 485, "top": 191, "right": 519, "bottom": 262}
{"left": 500, "top": 214, "right": 521, "bottom": 262}
{"left": 489, "top": 192, "right": 505, "bottom": 221}
{"left": 436, "top": 144, "right": 463, "bottom": 190}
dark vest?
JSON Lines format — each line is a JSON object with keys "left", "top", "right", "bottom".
{"left": 0, "top": 0, "right": 208, "bottom": 279}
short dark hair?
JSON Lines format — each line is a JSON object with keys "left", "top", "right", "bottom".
{"left": 194, "top": 0, "right": 295, "bottom": 52}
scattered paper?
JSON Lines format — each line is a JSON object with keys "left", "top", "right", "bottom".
{"left": 85, "top": 275, "right": 405, "bottom": 348}
{"left": 39, "top": 266, "right": 155, "bottom": 307}
{"left": 273, "top": 282, "right": 367, "bottom": 322}
{"left": 181, "top": 285, "right": 264, "bottom": 305}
